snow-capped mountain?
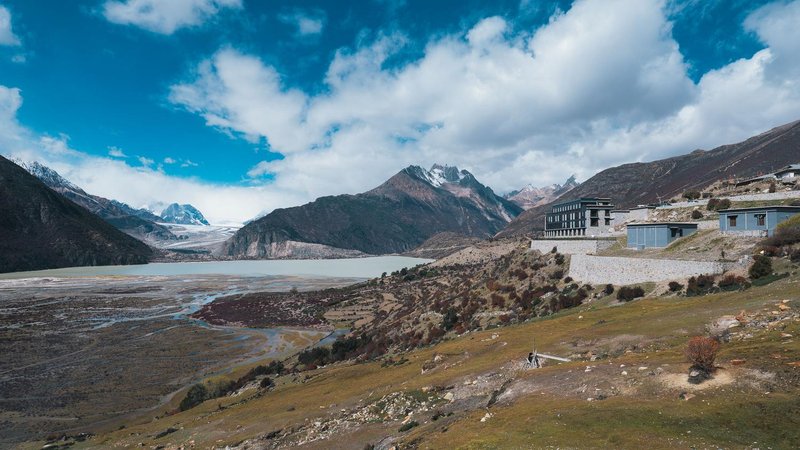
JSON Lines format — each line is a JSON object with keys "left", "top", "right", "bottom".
{"left": 222, "top": 163, "right": 522, "bottom": 258}
{"left": 160, "top": 203, "right": 210, "bottom": 226}
{"left": 505, "top": 175, "right": 580, "bottom": 210}
{"left": 12, "top": 159, "right": 177, "bottom": 242}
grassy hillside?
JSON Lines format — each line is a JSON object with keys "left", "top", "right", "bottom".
{"left": 59, "top": 260, "right": 800, "bottom": 449}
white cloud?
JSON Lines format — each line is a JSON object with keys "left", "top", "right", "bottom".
{"left": 102, "top": 0, "right": 242, "bottom": 34}
{"left": 108, "top": 146, "right": 128, "bottom": 158}
{"left": 163, "top": 156, "right": 176, "bottom": 164}
{"left": 137, "top": 156, "right": 155, "bottom": 166}
{"left": 0, "top": 5, "right": 20, "bottom": 46}
{"left": 279, "top": 9, "right": 326, "bottom": 36}
{"left": 168, "top": 0, "right": 800, "bottom": 196}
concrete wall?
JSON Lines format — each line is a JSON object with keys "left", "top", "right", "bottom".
{"left": 530, "top": 239, "right": 616, "bottom": 255}
{"left": 611, "top": 208, "right": 651, "bottom": 226}
{"left": 568, "top": 254, "right": 732, "bottom": 285}
{"left": 698, "top": 220, "right": 719, "bottom": 230}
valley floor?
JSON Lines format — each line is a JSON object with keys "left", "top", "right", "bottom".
{"left": 61, "top": 266, "right": 800, "bottom": 449}
{"left": 0, "top": 275, "right": 356, "bottom": 446}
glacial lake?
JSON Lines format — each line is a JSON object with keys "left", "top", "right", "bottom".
{"left": 0, "top": 256, "right": 433, "bottom": 280}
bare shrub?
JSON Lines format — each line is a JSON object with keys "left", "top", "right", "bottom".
{"left": 685, "top": 336, "right": 720, "bottom": 372}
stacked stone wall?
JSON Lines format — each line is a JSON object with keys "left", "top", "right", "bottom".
{"left": 530, "top": 239, "right": 615, "bottom": 255}
{"left": 568, "top": 254, "right": 734, "bottom": 285}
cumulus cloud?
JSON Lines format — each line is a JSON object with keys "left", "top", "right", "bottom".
{"left": 102, "top": 0, "right": 242, "bottom": 34}
{"left": 168, "top": 0, "right": 800, "bottom": 196}
{"left": 108, "top": 146, "right": 128, "bottom": 158}
{"left": 278, "top": 9, "right": 326, "bottom": 36}
{"left": 0, "top": 5, "right": 20, "bottom": 46}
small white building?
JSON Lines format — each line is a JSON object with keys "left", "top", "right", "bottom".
{"left": 775, "top": 164, "right": 800, "bottom": 183}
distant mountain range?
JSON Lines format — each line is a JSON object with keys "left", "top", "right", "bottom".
{"left": 0, "top": 155, "right": 152, "bottom": 273}
{"left": 221, "top": 164, "right": 522, "bottom": 258}
{"left": 13, "top": 160, "right": 211, "bottom": 237}
{"left": 499, "top": 119, "right": 800, "bottom": 236}
{"left": 13, "top": 160, "right": 179, "bottom": 243}
{"left": 505, "top": 175, "right": 580, "bottom": 210}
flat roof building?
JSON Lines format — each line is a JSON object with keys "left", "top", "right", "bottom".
{"left": 545, "top": 198, "right": 615, "bottom": 237}
{"left": 719, "top": 206, "right": 800, "bottom": 237}
{"left": 627, "top": 222, "right": 698, "bottom": 249}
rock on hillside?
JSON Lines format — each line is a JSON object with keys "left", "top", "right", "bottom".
{"left": 500, "top": 119, "right": 800, "bottom": 236}
{"left": 221, "top": 164, "right": 523, "bottom": 258}
{"left": 0, "top": 156, "right": 153, "bottom": 273}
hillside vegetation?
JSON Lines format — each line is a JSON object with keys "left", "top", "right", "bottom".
{"left": 60, "top": 238, "right": 800, "bottom": 449}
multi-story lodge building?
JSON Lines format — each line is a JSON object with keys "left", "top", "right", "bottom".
{"left": 544, "top": 198, "right": 615, "bottom": 237}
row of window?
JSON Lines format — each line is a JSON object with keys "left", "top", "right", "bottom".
{"left": 552, "top": 203, "right": 580, "bottom": 213}
{"left": 727, "top": 214, "right": 766, "bottom": 227}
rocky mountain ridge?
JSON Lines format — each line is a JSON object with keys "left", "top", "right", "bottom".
{"left": 13, "top": 160, "right": 178, "bottom": 243}
{"left": 0, "top": 156, "right": 153, "bottom": 273}
{"left": 221, "top": 164, "right": 522, "bottom": 258}
{"left": 505, "top": 175, "right": 580, "bottom": 210}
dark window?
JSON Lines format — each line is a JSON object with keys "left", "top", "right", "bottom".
{"left": 728, "top": 215, "right": 738, "bottom": 227}
{"left": 755, "top": 214, "right": 766, "bottom": 226}
{"left": 605, "top": 218, "right": 611, "bottom": 226}
{"left": 590, "top": 218, "right": 599, "bottom": 227}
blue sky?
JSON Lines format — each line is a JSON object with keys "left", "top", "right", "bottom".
{"left": 0, "top": 0, "right": 799, "bottom": 224}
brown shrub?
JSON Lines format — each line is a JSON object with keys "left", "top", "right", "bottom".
{"left": 490, "top": 293, "right": 505, "bottom": 308}
{"left": 685, "top": 336, "right": 720, "bottom": 372}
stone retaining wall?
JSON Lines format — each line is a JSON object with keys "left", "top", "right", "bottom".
{"left": 530, "top": 239, "right": 616, "bottom": 255}
{"left": 659, "top": 190, "right": 800, "bottom": 210}
{"left": 568, "top": 254, "right": 734, "bottom": 285}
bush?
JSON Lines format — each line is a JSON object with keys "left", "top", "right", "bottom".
{"left": 763, "top": 215, "right": 800, "bottom": 248}
{"left": 749, "top": 255, "right": 773, "bottom": 280}
{"left": 616, "top": 286, "right": 645, "bottom": 302}
{"left": 717, "top": 274, "right": 750, "bottom": 292}
{"left": 550, "top": 269, "right": 564, "bottom": 280}
{"left": 706, "top": 198, "right": 731, "bottom": 211}
{"left": 554, "top": 253, "right": 565, "bottom": 265}
{"left": 603, "top": 284, "right": 615, "bottom": 295}
{"left": 441, "top": 308, "right": 458, "bottom": 331}
{"left": 563, "top": 276, "right": 573, "bottom": 283}
{"left": 685, "top": 336, "right": 720, "bottom": 372}
{"left": 399, "top": 421, "right": 419, "bottom": 432}
{"left": 686, "top": 275, "right": 716, "bottom": 296}
{"left": 683, "top": 190, "right": 701, "bottom": 200}
{"left": 691, "top": 210, "right": 703, "bottom": 220}
{"left": 180, "top": 384, "right": 209, "bottom": 411}
{"left": 668, "top": 281, "right": 684, "bottom": 292}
